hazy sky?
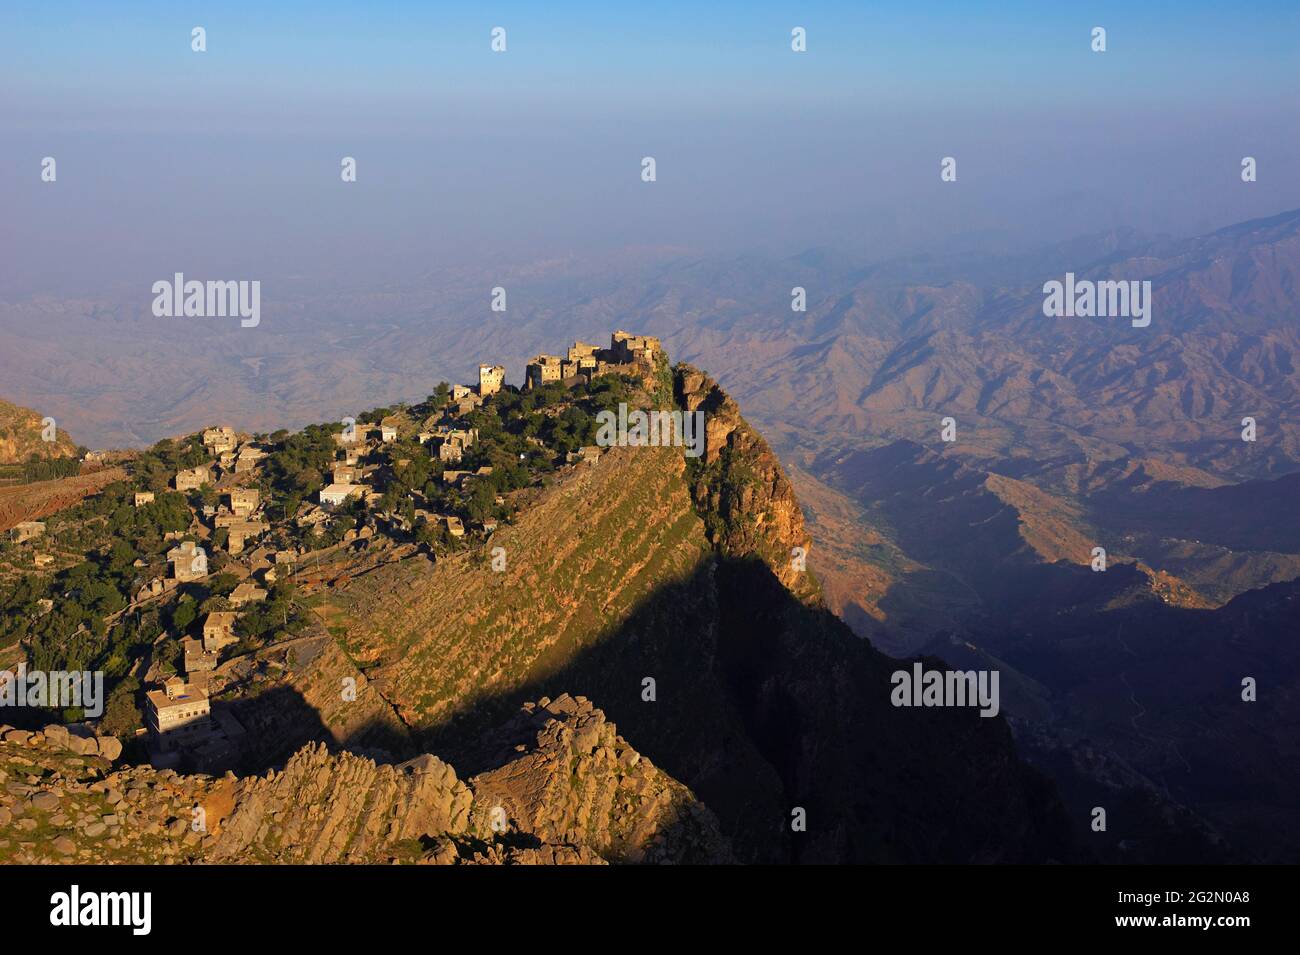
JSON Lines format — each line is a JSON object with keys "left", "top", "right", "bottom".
{"left": 4, "top": 1, "right": 1300, "bottom": 298}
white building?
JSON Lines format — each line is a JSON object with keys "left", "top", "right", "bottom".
{"left": 146, "top": 677, "right": 213, "bottom": 752}
{"left": 319, "top": 483, "right": 364, "bottom": 507}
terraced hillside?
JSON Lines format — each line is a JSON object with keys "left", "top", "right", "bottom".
{"left": 319, "top": 366, "right": 1074, "bottom": 864}
{"left": 0, "top": 466, "right": 126, "bottom": 533}
{"left": 330, "top": 444, "right": 709, "bottom": 733}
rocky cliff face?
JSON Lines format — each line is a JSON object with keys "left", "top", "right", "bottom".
{"left": 460, "top": 694, "right": 733, "bottom": 864}
{"left": 676, "top": 364, "right": 813, "bottom": 596}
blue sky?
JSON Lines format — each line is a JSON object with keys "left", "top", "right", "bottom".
{"left": 3, "top": 1, "right": 1299, "bottom": 295}
{"left": 6, "top": 1, "right": 1299, "bottom": 114}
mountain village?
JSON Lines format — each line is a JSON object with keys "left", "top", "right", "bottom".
{"left": 2, "top": 331, "right": 661, "bottom": 770}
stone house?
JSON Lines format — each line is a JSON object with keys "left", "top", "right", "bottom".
{"left": 609, "top": 330, "right": 661, "bottom": 364}
{"left": 202, "top": 426, "right": 238, "bottom": 455}
{"left": 515, "top": 330, "right": 659, "bottom": 393}
{"left": 478, "top": 364, "right": 506, "bottom": 396}
{"left": 558, "top": 342, "right": 601, "bottom": 379}
{"left": 182, "top": 636, "right": 218, "bottom": 674}
{"left": 294, "top": 505, "right": 328, "bottom": 528}
{"left": 201, "top": 611, "right": 239, "bottom": 652}
{"left": 227, "top": 488, "right": 260, "bottom": 517}
{"left": 447, "top": 465, "right": 492, "bottom": 486}
{"left": 431, "top": 428, "right": 477, "bottom": 464}
{"left": 135, "top": 577, "right": 175, "bottom": 602}
{"left": 228, "top": 581, "right": 267, "bottom": 607}
{"left": 133, "top": 491, "right": 155, "bottom": 507}
{"left": 453, "top": 393, "right": 484, "bottom": 415}
{"left": 166, "top": 541, "right": 208, "bottom": 581}
{"left": 524, "top": 354, "right": 564, "bottom": 390}
{"left": 174, "top": 465, "right": 212, "bottom": 492}
{"left": 224, "top": 521, "right": 268, "bottom": 555}
{"left": 234, "top": 446, "right": 266, "bottom": 473}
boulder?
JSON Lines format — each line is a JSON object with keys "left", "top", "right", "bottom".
{"left": 67, "top": 735, "right": 98, "bottom": 757}
{"left": 30, "top": 792, "right": 60, "bottom": 812}
{"left": 96, "top": 736, "right": 123, "bottom": 761}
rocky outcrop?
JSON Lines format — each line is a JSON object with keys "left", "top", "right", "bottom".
{"left": 676, "top": 364, "right": 813, "bottom": 596}
{"left": 466, "top": 694, "right": 733, "bottom": 864}
{"left": 422, "top": 838, "right": 608, "bottom": 865}
{"left": 0, "top": 698, "right": 724, "bottom": 865}
{"left": 0, "top": 730, "right": 200, "bottom": 864}
{"left": 0, "top": 397, "right": 78, "bottom": 465}
{"left": 206, "top": 744, "right": 472, "bottom": 863}
{"left": 2, "top": 723, "right": 121, "bottom": 761}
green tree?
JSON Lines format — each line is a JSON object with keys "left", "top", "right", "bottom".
{"left": 100, "top": 676, "right": 142, "bottom": 738}
{"left": 171, "top": 596, "right": 197, "bottom": 633}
